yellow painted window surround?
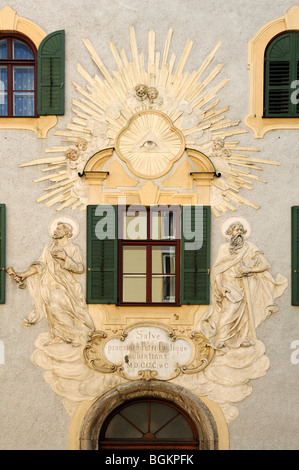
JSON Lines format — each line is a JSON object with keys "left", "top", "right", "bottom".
{"left": 0, "top": 6, "right": 57, "bottom": 138}
{"left": 245, "top": 6, "right": 299, "bottom": 138}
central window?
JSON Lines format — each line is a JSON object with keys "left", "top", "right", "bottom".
{"left": 86, "top": 204, "right": 211, "bottom": 306}
{"left": 118, "top": 206, "right": 180, "bottom": 305}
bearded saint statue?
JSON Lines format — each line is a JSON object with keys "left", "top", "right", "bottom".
{"left": 198, "top": 220, "right": 287, "bottom": 350}
{"left": 14, "top": 221, "right": 94, "bottom": 347}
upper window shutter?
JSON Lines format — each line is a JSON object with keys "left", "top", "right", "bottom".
{"left": 264, "top": 32, "right": 299, "bottom": 117}
{"left": 37, "top": 30, "right": 65, "bottom": 115}
{"left": 292, "top": 206, "right": 299, "bottom": 306}
{"left": 86, "top": 205, "right": 118, "bottom": 304}
{"left": 0, "top": 205, "right": 6, "bottom": 304}
{"left": 180, "top": 205, "right": 210, "bottom": 305}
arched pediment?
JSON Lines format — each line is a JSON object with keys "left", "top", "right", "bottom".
{"left": 82, "top": 147, "right": 217, "bottom": 178}
{"left": 186, "top": 148, "right": 217, "bottom": 175}
{"left": 82, "top": 148, "right": 114, "bottom": 176}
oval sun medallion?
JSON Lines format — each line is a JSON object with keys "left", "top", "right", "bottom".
{"left": 115, "top": 110, "right": 185, "bottom": 179}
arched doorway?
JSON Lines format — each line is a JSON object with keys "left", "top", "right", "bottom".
{"left": 99, "top": 398, "right": 199, "bottom": 450}
{"left": 79, "top": 381, "right": 219, "bottom": 450}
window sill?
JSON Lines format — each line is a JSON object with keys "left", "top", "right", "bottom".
{"left": 244, "top": 114, "right": 299, "bottom": 138}
{"left": 0, "top": 115, "right": 57, "bottom": 138}
{"left": 118, "top": 302, "right": 180, "bottom": 307}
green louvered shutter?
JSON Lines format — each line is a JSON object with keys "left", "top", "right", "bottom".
{"left": 181, "top": 205, "right": 210, "bottom": 305}
{"left": 292, "top": 206, "right": 299, "bottom": 306}
{"left": 0, "top": 205, "right": 6, "bottom": 304}
{"left": 37, "top": 30, "right": 65, "bottom": 115}
{"left": 87, "top": 205, "right": 118, "bottom": 304}
{"left": 264, "top": 32, "right": 299, "bottom": 117}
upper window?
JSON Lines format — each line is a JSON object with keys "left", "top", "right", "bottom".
{"left": 264, "top": 32, "right": 299, "bottom": 118}
{"left": 0, "top": 7, "right": 65, "bottom": 137}
{"left": 0, "top": 34, "right": 37, "bottom": 117}
{"left": 245, "top": 6, "right": 299, "bottom": 138}
{"left": 0, "top": 30, "right": 65, "bottom": 118}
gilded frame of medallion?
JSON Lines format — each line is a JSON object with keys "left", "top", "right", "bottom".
{"left": 83, "top": 321, "right": 214, "bottom": 381}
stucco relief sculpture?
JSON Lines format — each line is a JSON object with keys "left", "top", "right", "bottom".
{"left": 134, "top": 84, "right": 163, "bottom": 105}
{"left": 8, "top": 218, "right": 122, "bottom": 415}
{"left": 12, "top": 217, "right": 94, "bottom": 347}
{"left": 21, "top": 27, "right": 281, "bottom": 216}
{"left": 199, "top": 218, "right": 288, "bottom": 349}
{"left": 171, "top": 217, "right": 288, "bottom": 422}
{"left": 7, "top": 215, "right": 288, "bottom": 423}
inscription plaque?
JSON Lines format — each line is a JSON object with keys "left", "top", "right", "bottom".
{"left": 104, "top": 326, "right": 192, "bottom": 379}
{"left": 83, "top": 322, "right": 214, "bottom": 381}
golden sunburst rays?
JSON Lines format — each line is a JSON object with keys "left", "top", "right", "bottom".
{"left": 20, "top": 27, "right": 280, "bottom": 215}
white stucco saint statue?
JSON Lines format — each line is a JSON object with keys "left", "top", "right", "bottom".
{"left": 199, "top": 218, "right": 287, "bottom": 350}
{"left": 14, "top": 219, "right": 94, "bottom": 347}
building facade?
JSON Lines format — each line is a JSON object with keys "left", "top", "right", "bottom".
{"left": 0, "top": 0, "right": 298, "bottom": 450}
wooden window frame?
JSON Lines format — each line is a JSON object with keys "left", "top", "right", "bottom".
{"left": 0, "top": 6, "right": 66, "bottom": 137}
{"left": 0, "top": 33, "right": 37, "bottom": 117}
{"left": 86, "top": 204, "right": 210, "bottom": 306}
{"left": 118, "top": 206, "right": 181, "bottom": 306}
{"left": 99, "top": 398, "right": 199, "bottom": 450}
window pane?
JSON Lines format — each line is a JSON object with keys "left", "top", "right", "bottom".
{"left": 13, "top": 66, "right": 34, "bottom": 91}
{"left": 0, "top": 67, "right": 7, "bottom": 115}
{"left": 0, "top": 40, "right": 7, "bottom": 59}
{"left": 121, "top": 402, "right": 148, "bottom": 434}
{"left": 152, "top": 275, "right": 175, "bottom": 303}
{"left": 123, "top": 246, "right": 146, "bottom": 273}
{"left": 0, "top": 91, "right": 7, "bottom": 116}
{"left": 13, "top": 92, "right": 34, "bottom": 116}
{"left": 13, "top": 40, "right": 34, "bottom": 60}
{"left": 123, "top": 275, "right": 146, "bottom": 302}
{"left": 105, "top": 414, "right": 143, "bottom": 439}
{"left": 155, "top": 414, "right": 194, "bottom": 439}
{"left": 152, "top": 246, "right": 175, "bottom": 274}
{"left": 0, "top": 66, "right": 7, "bottom": 89}
{"left": 121, "top": 210, "right": 147, "bottom": 239}
{"left": 150, "top": 402, "right": 178, "bottom": 434}
{"left": 151, "top": 211, "right": 176, "bottom": 239}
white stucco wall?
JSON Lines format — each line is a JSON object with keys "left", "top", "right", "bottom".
{"left": 0, "top": 0, "right": 298, "bottom": 450}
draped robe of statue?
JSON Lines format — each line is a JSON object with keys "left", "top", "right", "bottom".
{"left": 22, "top": 241, "right": 94, "bottom": 347}
{"left": 199, "top": 240, "right": 288, "bottom": 349}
